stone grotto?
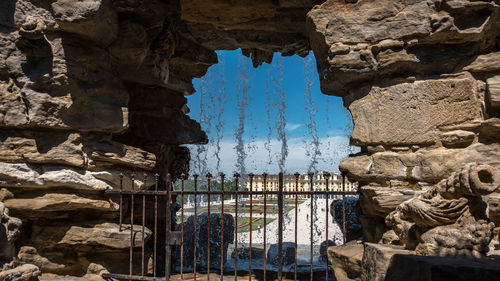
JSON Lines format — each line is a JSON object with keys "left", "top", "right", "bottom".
{"left": 0, "top": 0, "right": 499, "bottom": 280}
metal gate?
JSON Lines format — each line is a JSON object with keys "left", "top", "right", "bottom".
{"left": 102, "top": 172, "right": 358, "bottom": 281}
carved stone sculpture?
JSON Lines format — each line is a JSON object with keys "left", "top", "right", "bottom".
{"left": 386, "top": 163, "right": 500, "bottom": 257}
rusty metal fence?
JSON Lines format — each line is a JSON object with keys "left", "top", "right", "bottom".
{"left": 102, "top": 172, "right": 358, "bottom": 281}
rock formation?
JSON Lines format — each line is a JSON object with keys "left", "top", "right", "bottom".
{"left": 0, "top": 0, "right": 499, "bottom": 279}
{"left": 309, "top": 0, "right": 500, "bottom": 249}
{"left": 175, "top": 212, "right": 234, "bottom": 270}
{"left": 386, "top": 163, "right": 499, "bottom": 257}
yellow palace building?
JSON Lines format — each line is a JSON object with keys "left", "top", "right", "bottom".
{"left": 244, "top": 171, "right": 356, "bottom": 198}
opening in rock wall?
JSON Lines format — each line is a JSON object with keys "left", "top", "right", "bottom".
{"left": 186, "top": 49, "right": 356, "bottom": 176}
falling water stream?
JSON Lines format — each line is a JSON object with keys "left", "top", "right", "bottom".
{"left": 274, "top": 56, "right": 288, "bottom": 173}
{"left": 235, "top": 55, "right": 250, "bottom": 183}
{"left": 303, "top": 54, "right": 321, "bottom": 173}
{"left": 213, "top": 53, "right": 227, "bottom": 172}
{"left": 264, "top": 64, "right": 273, "bottom": 166}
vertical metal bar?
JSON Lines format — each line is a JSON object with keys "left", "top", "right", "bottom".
{"left": 181, "top": 173, "right": 186, "bottom": 279}
{"left": 119, "top": 173, "right": 123, "bottom": 231}
{"left": 342, "top": 173, "right": 346, "bottom": 245}
{"left": 154, "top": 174, "right": 159, "bottom": 278}
{"left": 293, "top": 173, "right": 299, "bottom": 281}
{"left": 262, "top": 173, "right": 268, "bottom": 281}
{"left": 278, "top": 172, "right": 284, "bottom": 281}
{"left": 165, "top": 173, "right": 172, "bottom": 281}
{"left": 130, "top": 174, "right": 135, "bottom": 279}
{"left": 193, "top": 174, "right": 199, "bottom": 281}
{"left": 141, "top": 174, "right": 146, "bottom": 276}
{"left": 220, "top": 173, "right": 225, "bottom": 280}
{"left": 233, "top": 173, "right": 240, "bottom": 280}
{"left": 324, "top": 173, "right": 330, "bottom": 281}
{"left": 248, "top": 173, "right": 254, "bottom": 281}
{"left": 207, "top": 173, "right": 213, "bottom": 278}
{"left": 308, "top": 172, "right": 314, "bottom": 281}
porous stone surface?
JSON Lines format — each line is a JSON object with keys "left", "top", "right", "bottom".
{"left": 0, "top": 202, "right": 22, "bottom": 261}
{"left": 327, "top": 241, "right": 364, "bottom": 281}
{"left": 386, "top": 164, "right": 500, "bottom": 257}
{"left": 384, "top": 254, "right": 500, "bottom": 281}
{"left": 0, "top": 263, "right": 40, "bottom": 281}
{"left": 361, "top": 242, "right": 413, "bottom": 281}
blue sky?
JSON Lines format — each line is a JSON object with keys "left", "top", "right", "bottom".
{"left": 186, "top": 50, "right": 356, "bottom": 175}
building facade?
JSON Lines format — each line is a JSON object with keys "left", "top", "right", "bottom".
{"left": 244, "top": 172, "right": 357, "bottom": 198}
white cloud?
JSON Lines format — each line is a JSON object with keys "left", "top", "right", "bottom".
{"left": 285, "top": 123, "right": 302, "bottom": 132}
{"left": 187, "top": 135, "right": 359, "bottom": 176}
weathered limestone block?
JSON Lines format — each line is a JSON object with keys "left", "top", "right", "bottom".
{"left": 384, "top": 254, "right": 500, "bottom": 281}
{"left": 181, "top": 0, "right": 277, "bottom": 25}
{"left": 0, "top": 131, "right": 84, "bottom": 167}
{"left": 361, "top": 243, "right": 413, "bottom": 281}
{"left": 0, "top": 163, "right": 153, "bottom": 191}
{"left": 306, "top": 0, "right": 500, "bottom": 95}
{"left": 464, "top": 52, "right": 500, "bottom": 73}
{"left": 123, "top": 84, "right": 208, "bottom": 145}
{"left": 359, "top": 186, "right": 420, "bottom": 218}
{"left": 51, "top": 0, "right": 118, "bottom": 45}
{"left": 346, "top": 75, "right": 483, "bottom": 146}
{"left": 0, "top": 202, "right": 22, "bottom": 260}
{"left": 480, "top": 118, "right": 500, "bottom": 138}
{"left": 18, "top": 246, "right": 83, "bottom": 275}
{"left": 439, "top": 130, "right": 476, "bottom": 148}
{"left": 327, "top": 242, "right": 364, "bottom": 281}
{"left": 4, "top": 193, "right": 118, "bottom": 219}
{"left": 0, "top": 263, "right": 41, "bottom": 281}
{"left": 267, "top": 242, "right": 295, "bottom": 267}
{"left": 0, "top": 130, "right": 157, "bottom": 171}
{"left": 341, "top": 143, "right": 500, "bottom": 183}
{"left": 487, "top": 75, "right": 500, "bottom": 109}
{"left": 85, "top": 138, "right": 156, "bottom": 170}
{"left": 31, "top": 223, "right": 151, "bottom": 250}
{"left": 485, "top": 195, "right": 500, "bottom": 225}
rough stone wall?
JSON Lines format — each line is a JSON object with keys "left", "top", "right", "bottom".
{"left": 0, "top": 0, "right": 321, "bottom": 278}
{"left": 0, "top": 0, "right": 210, "bottom": 277}
{"left": 307, "top": 0, "right": 500, "bottom": 243}
{"left": 0, "top": 0, "right": 499, "bottom": 279}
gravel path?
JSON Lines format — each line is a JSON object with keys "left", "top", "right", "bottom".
{"left": 236, "top": 198, "right": 343, "bottom": 245}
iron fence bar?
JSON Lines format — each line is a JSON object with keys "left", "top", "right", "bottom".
{"left": 131, "top": 174, "right": 135, "bottom": 280}
{"left": 308, "top": 172, "right": 314, "bottom": 281}
{"left": 248, "top": 173, "right": 254, "bottom": 281}
{"left": 105, "top": 172, "right": 358, "bottom": 281}
{"left": 293, "top": 173, "right": 299, "bottom": 281}
{"left": 342, "top": 173, "right": 346, "bottom": 244}
{"left": 233, "top": 173, "right": 240, "bottom": 281}
{"left": 324, "top": 172, "right": 330, "bottom": 281}
{"left": 165, "top": 173, "right": 172, "bottom": 281}
{"left": 193, "top": 174, "right": 199, "bottom": 281}
{"left": 154, "top": 174, "right": 158, "bottom": 278}
{"left": 207, "top": 173, "right": 213, "bottom": 279}
{"left": 142, "top": 174, "right": 147, "bottom": 277}
{"left": 262, "top": 173, "right": 268, "bottom": 281}
{"left": 180, "top": 174, "right": 186, "bottom": 279}
{"left": 277, "top": 172, "right": 284, "bottom": 281}
{"left": 220, "top": 173, "right": 225, "bottom": 280}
